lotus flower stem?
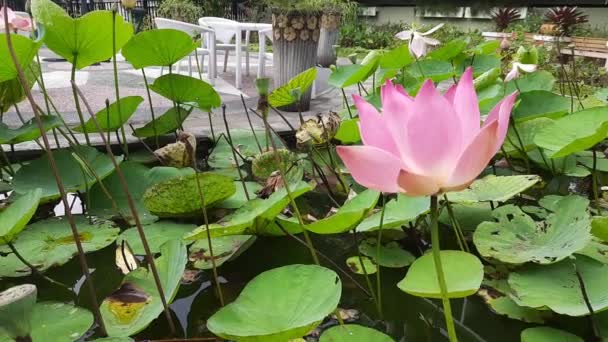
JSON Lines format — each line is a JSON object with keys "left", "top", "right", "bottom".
{"left": 111, "top": 10, "right": 128, "bottom": 158}
{"left": 6, "top": 242, "right": 72, "bottom": 293}
{"left": 34, "top": 53, "right": 61, "bottom": 148}
{"left": 430, "top": 195, "right": 458, "bottom": 342}
{"left": 0, "top": 145, "right": 15, "bottom": 176}
{"left": 141, "top": 68, "right": 159, "bottom": 148}
{"left": 70, "top": 59, "right": 91, "bottom": 145}
{"left": 572, "top": 262, "right": 600, "bottom": 338}
{"left": 340, "top": 88, "right": 353, "bottom": 119}
{"left": 351, "top": 229, "right": 380, "bottom": 314}
{"left": 271, "top": 106, "right": 296, "bottom": 131}
{"left": 508, "top": 119, "right": 530, "bottom": 173}
{"left": 592, "top": 150, "right": 603, "bottom": 215}
{"left": 13, "top": 104, "right": 44, "bottom": 150}
{"left": 3, "top": 6, "right": 107, "bottom": 333}
{"left": 239, "top": 94, "right": 263, "bottom": 153}
{"left": 71, "top": 80, "right": 176, "bottom": 336}
{"left": 222, "top": 104, "right": 250, "bottom": 201}
{"left": 443, "top": 195, "right": 469, "bottom": 253}
{"left": 375, "top": 195, "right": 387, "bottom": 319}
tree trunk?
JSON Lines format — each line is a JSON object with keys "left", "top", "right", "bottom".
{"left": 317, "top": 13, "right": 341, "bottom": 67}
{"left": 272, "top": 11, "right": 321, "bottom": 112}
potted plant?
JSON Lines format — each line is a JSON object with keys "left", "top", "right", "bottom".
{"left": 535, "top": 6, "right": 588, "bottom": 43}
{"left": 264, "top": 0, "right": 323, "bottom": 112}
{"left": 482, "top": 7, "right": 521, "bottom": 41}
{"left": 316, "top": 0, "right": 352, "bottom": 67}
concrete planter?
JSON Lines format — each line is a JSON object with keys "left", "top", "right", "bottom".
{"left": 317, "top": 12, "right": 341, "bottom": 67}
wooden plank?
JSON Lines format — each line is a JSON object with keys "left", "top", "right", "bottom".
{"left": 560, "top": 48, "right": 608, "bottom": 58}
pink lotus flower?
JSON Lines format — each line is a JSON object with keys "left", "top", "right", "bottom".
{"left": 0, "top": 7, "right": 32, "bottom": 32}
{"left": 337, "top": 68, "right": 518, "bottom": 196}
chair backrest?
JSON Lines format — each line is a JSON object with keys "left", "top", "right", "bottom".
{"left": 199, "top": 17, "right": 237, "bottom": 44}
{"left": 260, "top": 27, "right": 273, "bottom": 43}
{"left": 155, "top": 17, "right": 203, "bottom": 37}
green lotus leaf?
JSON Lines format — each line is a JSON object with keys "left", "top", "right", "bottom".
{"left": 455, "top": 55, "right": 501, "bottom": 77}
{"left": 89, "top": 162, "right": 194, "bottom": 224}
{"left": 438, "top": 202, "right": 493, "bottom": 232}
{"left": 379, "top": 44, "right": 413, "bottom": 69}
{"left": 0, "top": 116, "right": 62, "bottom": 144}
{"left": 329, "top": 58, "right": 379, "bottom": 88}
{"left": 427, "top": 39, "right": 467, "bottom": 61}
{"left": 117, "top": 221, "right": 196, "bottom": 254}
{"left": 358, "top": 238, "right": 415, "bottom": 268}
{"left": 207, "top": 264, "right": 341, "bottom": 341}
{"left": 149, "top": 74, "right": 220, "bottom": 111}
{"left": 0, "top": 216, "right": 119, "bottom": 277}
{"left": 509, "top": 255, "right": 608, "bottom": 316}
{"left": 189, "top": 235, "right": 256, "bottom": 269}
{"left": 534, "top": 106, "right": 608, "bottom": 158}
{"left": 356, "top": 195, "right": 429, "bottom": 232}
{"left": 12, "top": 146, "right": 121, "bottom": 203}
{"left": 73, "top": 96, "right": 144, "bottom": 133}
{"left": 479, "top": 279, "right": 551, "bottom": 323}
{"left": 0, "top": 34, "right": 42, "bottom": 82}
{"left": 466, "top": 40, "right": 500, "bottom": 55}
{"left": 521, "top": 327, "right": 583, "bottom": 342}
{"left": 143, "top": 172, "right": 235, "bottom": 218}
{"left": 132, "top": 106, "right": 193, "bottom": 138}
{"left": 121, "top": 29, "right": 198, "bottom": 68}
{"left": 219, "top": 182, "right": 264, "bottom": 209}
{"left": 445, "top": 175, "right": 540, "bottom": 203}
{"left": 591, "top": 216, "right": 608, "bottom": 241}
{"left": 208, "top": 130, "right": 284, "bottom": 168}
{"left": 100, "top": 240, "right": 187, "bottom": 337}
{"left": 185, "top": 181, "right": 312, "bottom": 239}
{"left": 473, "top": 67, "right": 501, "bottom": 90}
{"left": 319, "top": 324, "right": 394, "bottom": 342}
{"left": 502, "top": 117, "right": 554, "bottom": 155}
{"left": 268, "top": 67, "right": 316, "bottom": 107}
{"left": 474, "top": 195, "right": 591, "bottom": 264}
{"left": 346, "top": 256, "right": 377, "bottom": 275}
{"left": 576, "top": 237, "right": 608, "bottom": 264}
{"left": 0, "top": 189, "right": 41, "bottom": 245}
{"left": 334, "top": 118, "right": 360, "bottom": 144}
{"left": 27, "top": 302, "right": 93, "bottom": 342}
{"left": 31, "top": 0, "right": 133, "bottom": 69}
{"left": 0, "top": 65, "right": 39, "bottom": 114}
{"left": 505, "top": 71, "right": 556, "bottom": 93}
{"left": 406, "top": 59, "right": 454, "bottom": 82}
{"left": 398, "top": 250, "right": 483, "bottom": 298}
{"left": 251, "top": 149, "right": 302, "bottom": 182}
{"left": 513, "top": 91, "right": 570, "bottom": 122}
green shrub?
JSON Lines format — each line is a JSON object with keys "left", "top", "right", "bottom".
{"left": 340, "top": 21, "right": 405, "bottom": 50}
{"left": 157, "top": 0, "right": 204, "bottom": 24}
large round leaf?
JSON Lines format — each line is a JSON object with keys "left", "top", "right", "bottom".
{"left": 427, "top": 39, "right": 467, "bottom": 61}
{"left": 505, "top": 71, "right": 555, "bottom": 93}
{"left": 319, "top": 324, "right": 394, "bottom": 342}
{"left": 0, "top": 116, "right": 62, "bottom": 144}
{"left": 0, "top": 34, "right": 42, "bottom": 82}
{"left": 445, "top": 175, "right": 540, "bottom": 203}
{"left": 0, "top": 65, "right": 39, "bottom": 114}
{"left": 132, "top": 106, "right": 193, "bottom": 138}
{"left": 73, "top": 96, "right": 143, "bottom": 133}
{"left": 455, "top": 55, "right": 501, "bottom": 77}
{"left": 406, "top": 60, "right": 454, "bottom": 82}
{"left": 185, "top": 181, "right": 312, "bottom": 239}
{"left": 219, "top": 182, "right": 264, "bottom": 209}
{"left": 502, "top": 117, "right": 554, "bottom": 155}
{"left": 474, "top": 195, "right": 591, "bottom": 264}
{"left": 189, "top": 235, "right": 256, "bottom": 269}
{"left": 397, "top": 250, "right": 483, "bottom": 298}
{"left": 117, "top": 221, "right": 196, "bottom": 254}
{"left": 508, "top": 255, "right": 608, "bottom": 316}
{"left": 208, "top": 130, "right": 285, "bottom": 168}
{"left": 0, "top": 216, "right": 119, "bottom": 277}
{"left": 122, "top": 29, "right": 197, "bottom": 68}
{"left": 31, "top": 0, "right": 133, "bottom": 69}
{"left": 535, "top": 106, "right": 608, "bottom": 158}
{"left": 100, "top": 240, "right": 187, "bottom": 337}
{"left": 356, "top": 195, "right": 429, "bottom": 232}
{"left": 149, "top": 74, "right": 221, "bottom": 111}
{"left": 143, "top": 172, "right": 235, "bottom": 218}
{"left": 438, "top": 202, "right": 493, "bottom": 232}
{"left": 358, "top": 238, "right": 415, "bottom": 268}
{"left": 478, "top": 279, "right": 551, "bottom": 323}
{"left": 329, "top": 55, "right": 379, "bottom": 89}
{"left": 0, "top": 189, "right": 42, "bottom": 245}
{"left": 513, "top": 90, "right": 570, "bottom": 122}
{"left": 379, "top": 44, "right": 413, "bottom": 69}
{"left": 521, "top": 327, "right": 583, "bottom": 342}
{"left": 12, "top": 146, "right": 121, "bottom": 203}
{"left": 268, "top": 68, "right": 316, "bottom": 108}
{"left": 207, "top": 264, "right": 341, "bottom": 341}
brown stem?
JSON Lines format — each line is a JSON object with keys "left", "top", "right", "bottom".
{"left": 222, "top": 104, "right": 250, "bottom": 201}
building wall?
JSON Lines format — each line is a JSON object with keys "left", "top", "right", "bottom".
{"left": 363, "top": 6, "right": 608, "bottom": 33}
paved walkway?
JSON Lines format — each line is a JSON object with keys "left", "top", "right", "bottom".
{"left": 4, "top": 48, "right": 351, "bottom": 150}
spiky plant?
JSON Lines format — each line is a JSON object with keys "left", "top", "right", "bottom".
{"left": 491, "top": 7, "right": 521, "bottom": 32}
{"left": 545, "top": 6, "right": 588, "bottom": 36}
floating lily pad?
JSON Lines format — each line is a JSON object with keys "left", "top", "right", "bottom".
{"left": 438, "top": 202, "right": 494, "bottom": 232}
{"left": 185, "top": 181, "right": 313, "bottom": 239}
{"left": 251, "top": 149, "right": 301, "bottom": 182}
{"left": 508, "top": 255, "right": 608, "bottom": 316}
{"left": 219, "top": 182, "right": 264, "bottom": 209}
{"left": 189, "top": 235, "right": 256, "bottom": 269}
{"left": 89, "top": 162, "right": 194, "bottom": 224}
{"left": 534, "top": 106, "right": 608, "bottom": 158}
{"left": 0, "top": 189, "right": 41, "bottom": 245}
{"left": 12, "top": 146, "right": 121, "bottom": 203}
{"left": 478, "top": 279, "right": 551, "bottom": 324}
{"left": 474, "top": 195, "right": 591, "bottom": 264}
{"left": 143, "top": 172, "right": 235, "bottom": 218}
{"left": 521, "top": 327, "right": 583, "bottom": 342}
{"left": 445, "top": 175, "right": 541, "bottom": 203}
{"left": 319, "top": 324, "right": 394, "bottom": 342}
{"left": 0, "top": 216, "right": 119, "bottom": 277}
{"left": 207, "top": 264, "right": 341, "bottom": 341}
{"left": 73, "top": 96, "right": 144, "bottom": 133}
{"left": 122, "top": 29, "right": 198, "bottom": 68}
{"left": 346, "top": 256, "right": 377, "bottom": 275}
{"left": 358, "top": 239, "right": 415, "bottom": 268}
{"left": 117, "top": 221, "right": 196, "bottom": 254}
{"left": 591, "top": 216, "right": 608, "bottom": 242}
{"left": 398, "top": 250, "right": 483, "bottom": 299}
{"left": 575, "top": 237, "right": 608, "bottom": 264}
{"left": 100, "top": 240, "right": 187, "bottom": 337}
{"left": 356, "top": 195, "right": 429, "bottom": 232}
{"left": 305, "top": 190, "right": 379, "bottom": 234}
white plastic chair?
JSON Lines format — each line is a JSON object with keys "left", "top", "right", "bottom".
{"left": 199, "top": 17, "right": 251, "bottom": 76}
{"left": 154, "top": 18, "right": 216, "bottom": 83}
{"left": 257, "top": 27, "right": 273, "bottom": 78}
